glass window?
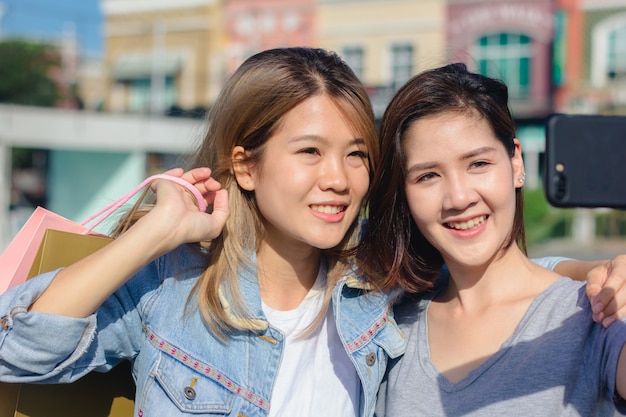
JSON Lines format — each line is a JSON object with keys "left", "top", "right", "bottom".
{"left": 342, "top": 46, "right": 364, "bottom": 79}
{"left": 129, "top": 79, "right": 151, "bottom": 113}
{"left": 607, "top": 25, "right": 626, "bottom": 79}
{"left": 391, "top": 43, "right": 413, "bottom": 90}
{"left": 590, "top": 16, "right": 626, "bottom": 87}
{"left": 472, "top": 33, "right": 532, "bottom": 99}
{"left": 128, "top": 77, "right": 176, "bottom": 114}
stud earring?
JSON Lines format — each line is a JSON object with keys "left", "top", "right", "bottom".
{"left": 518, "top": 172, "right": 526, "bottom": 184}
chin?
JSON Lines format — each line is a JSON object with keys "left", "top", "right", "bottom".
{"left": 311, "top": 237, "right": 345, "bottom": 251}
{"left": 314, "top": 242, "right": 342, "bottom": 250}
{"left": 308, "top": 230, "right": 350, "bottom": 250}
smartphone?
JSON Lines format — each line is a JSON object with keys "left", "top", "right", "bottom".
{"left": 544, "top": 113, "right": 626, "bottom": 209}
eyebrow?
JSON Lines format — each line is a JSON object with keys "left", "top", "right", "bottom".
{"left": 463, "top": 146, "right": 498, "bottom": 159}
{"left": 289, "top": 135, "right": 366, "bottom": 147}
{"left": 406, "top": 146, "right": 498, "bottom": 174}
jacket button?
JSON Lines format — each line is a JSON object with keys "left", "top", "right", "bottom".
{"left": 366, "top": 352, "right": 376, "bottom": 366}
{"left": 184, "top": 386, "right": 197, "bottom": 400}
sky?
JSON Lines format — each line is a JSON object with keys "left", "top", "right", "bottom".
{"left": 0, "top": 0, "right": 103, "bottom": 57}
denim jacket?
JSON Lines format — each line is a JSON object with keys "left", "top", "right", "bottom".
{"left": 0, "top": 245, "right": 406, "bottom": 417}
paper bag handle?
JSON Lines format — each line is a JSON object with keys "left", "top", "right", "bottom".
{"left": 80, "top": 174, "right": 207, "bottom": 233}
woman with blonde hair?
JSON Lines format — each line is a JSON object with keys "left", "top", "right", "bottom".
{"left": 0, "top": 47, "right": 403, "bottom": 417}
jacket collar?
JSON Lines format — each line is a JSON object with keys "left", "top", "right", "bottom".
{"left": 218, "top": 252, "right": 268, "bottom": 331}
{"left": 217, "top": 254, "right": 381, "bottom": 330}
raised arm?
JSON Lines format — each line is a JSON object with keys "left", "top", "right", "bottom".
{"left": 553, "top": 256, "right": 626, "bottom": 327}
{"left": 583, "top": 256, "right": 626, "bottom": 327}
{"left": 29, "top": 167, "right": 229, "bottom": 318}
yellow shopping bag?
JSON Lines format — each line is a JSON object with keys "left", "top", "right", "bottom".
{"left": 0, "top": 173, "right": 206, "bottom": 417}
{"left": 0, "top": 230, "right": 135, "bottom": 417}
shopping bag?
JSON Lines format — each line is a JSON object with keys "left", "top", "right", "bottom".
{"left": 0, "top": 360, "right": 135, "bottom": 417}
{"left": 0, "top": 173, "right": 206, "bottom": 295}
{"left": 27, "top": 229, "right": 112, "bottom": 279}
{"left": 0, "top": 228, "right": 126, "bottom": 417}
{"left": 0, "top": 207, "right": 86, "bottom": 294}
{"left": 0, "top": 173, "right": 207, "bottom": 417}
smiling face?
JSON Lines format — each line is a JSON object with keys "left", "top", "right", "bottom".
{"left": 402, "top": 111, "right": 524, "bottom": 270}
{"left": 234, "top": 94, "right": 370, "bottom": 252}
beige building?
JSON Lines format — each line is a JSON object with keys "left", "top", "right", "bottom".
{"left": 100, "top": 0, "right": 224, "bottom": 115}
{"left": 77, "top": 56, "right": 108, "bottom": 111}
{"left": 317, "top": 0, "right": 446, "bottom": 116}
{"left": 89, "top": 0, "right": 447, "bottom": 117}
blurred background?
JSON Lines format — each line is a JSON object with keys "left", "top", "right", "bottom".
{"left": 0, "top": 0, "right": 625, "bottom": 260}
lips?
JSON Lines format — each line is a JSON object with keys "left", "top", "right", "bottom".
{"left": 445, "top": 215, "right": 487, "bottom": 230}
{"left": 310, "top": 204, "right": 346, "bottom": 214}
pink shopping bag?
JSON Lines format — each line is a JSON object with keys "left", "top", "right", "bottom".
{"left": 0, "top": 174, "right": 206, "bottom": 295}
{"left": 0, "top": 174, "right": 206, "bottom": 417}
{"left": 0, "top": 207, "right": 86, "bottom": 294}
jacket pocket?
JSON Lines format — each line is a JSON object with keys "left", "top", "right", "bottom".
{"left": 140, "top": 351, "right": 236, "bottom": 415}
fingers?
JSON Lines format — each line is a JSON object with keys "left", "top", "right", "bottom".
{"left": 158, "top": 167, "right": 222, "bottom": 208}
{"left": 203, "top": 189, "right": 230, "bottom": 241}
{"left": 179, "top": 167, "right": 222, "bottom": 197}
{"left": 587, "top": 255, "right": 626, "bottom": 327}
{"left": 162, "top": 167, "right": 218, "bottom": 188}
{"left": 586, "top": 264, "right": 606, "bottom": 299}
{"left": 180, "top": 167, "right": 214, "bottom": 185}
{"left": 148, "top": 180, "right": 229, "bottom": 245}
{"left": 162, "top": 167, "right": 184, "bottom": 177}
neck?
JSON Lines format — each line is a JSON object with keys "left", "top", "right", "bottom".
{"left": 256, "top": 240, "right": 322, "bottom": 311}
{"left": 440, "top": 245, "right": 540, "bottom": 310}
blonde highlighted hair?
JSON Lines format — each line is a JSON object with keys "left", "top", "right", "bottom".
{"left": 182, "top": 47, "right": 379, "bottom": 336}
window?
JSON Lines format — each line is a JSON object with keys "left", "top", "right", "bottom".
{"left": 342, "top": 46, "right": 364, "bottom": 79}
{"left": 128, "top": 76, "right": 176, "bottom": 114}
{"left": 607, "top": 25, "right": 626, "bottom": 79}
{"left": 473, "top": 33, "right": 532, "bottom": 99}
{"left": 128, "top": 79, "right": 151, "bottom": 113}
{"left": 391, "top": 43, "right": 413, "bottom": 90}
{"left": 590, "top": 14, "right": 626, "bottom": 87}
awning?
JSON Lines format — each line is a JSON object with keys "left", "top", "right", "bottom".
{"left": 112, "top": 53, "right": 182, "bottom": 80}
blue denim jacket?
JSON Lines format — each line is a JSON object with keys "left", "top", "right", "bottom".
{"left": 0, "top": 245, "right": 406, "bottom": 417}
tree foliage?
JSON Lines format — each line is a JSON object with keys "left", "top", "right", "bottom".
{"left": 0, "top": 39, "right": 61, "bottom": 107}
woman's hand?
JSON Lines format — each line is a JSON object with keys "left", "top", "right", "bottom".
{"left": 148, "top": 167, "right": 229, "bottom": 251}
{"left": 30, "top": 167, "right": 229, "bottom": 318}
{"left": 586, "top": 255, "right": 626, "bottom": 327}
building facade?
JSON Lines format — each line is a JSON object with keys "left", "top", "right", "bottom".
{"left": 585, "top": 0, "right": 626, "bottom": 91}
{"left": 318, "top": 0, "right": 446, "bottom": 117}
{"left": 224, "top": 0, "right": 316, "bottom": 74}
{"left": 101, "top": 0, "right": 223, "bottom": 115}
{"left": 447, "top": 0, "right": 556, "bottom": 119}
{"left": 94, "top": 0, "right": 447, "bottom": 119}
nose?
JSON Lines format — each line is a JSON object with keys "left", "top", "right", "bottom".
{"left": 319, "top": 155, "right": 349, "bottom": 192}
{"left": 442, "top": 173, "right": 478, "bottom": 210}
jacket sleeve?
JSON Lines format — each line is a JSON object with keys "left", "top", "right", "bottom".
{"left": 0, "top": 259, "right": 161, "bottom": 384}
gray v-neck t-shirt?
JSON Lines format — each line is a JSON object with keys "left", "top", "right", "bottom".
{"left": 377, "top": 277, "right": 626, "bottom": 416}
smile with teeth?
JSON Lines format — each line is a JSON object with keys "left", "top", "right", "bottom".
{"left": 446, "top": 215, "right": 487, "bottom": 230}
{"left": 311, "top": 204, "right": 345, "bottom": 214}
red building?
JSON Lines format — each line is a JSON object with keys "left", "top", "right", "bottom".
{"left": 447, "top": 0, "right": 556, "bottom": 119}
{"left": 553, "top": 0, "right": 585, "bottom": 111}
{"left": 224, "top": 0, "right": 316, "bottom": 74}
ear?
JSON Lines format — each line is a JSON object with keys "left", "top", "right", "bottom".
{"left": 512, "top": 138, "right": 525, "bottom": 189}
{"left": 232, "top": 146, "right": 255, "bottom": 191}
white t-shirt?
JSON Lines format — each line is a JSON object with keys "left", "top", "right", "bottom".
{"left": 262, "top": 267, "right": 359, "bottom": 417}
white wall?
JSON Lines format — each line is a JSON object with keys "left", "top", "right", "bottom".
{"left": 0, "top": 104, "right": 205, "bottom": 250}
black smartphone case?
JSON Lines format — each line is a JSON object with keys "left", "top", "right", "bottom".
{"left": 544, "top": 114, "right": 626, "bottom": 209}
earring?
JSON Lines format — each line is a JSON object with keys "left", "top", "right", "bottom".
{"left": 518, "top": 172, "right": 526, "bottom": 184}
